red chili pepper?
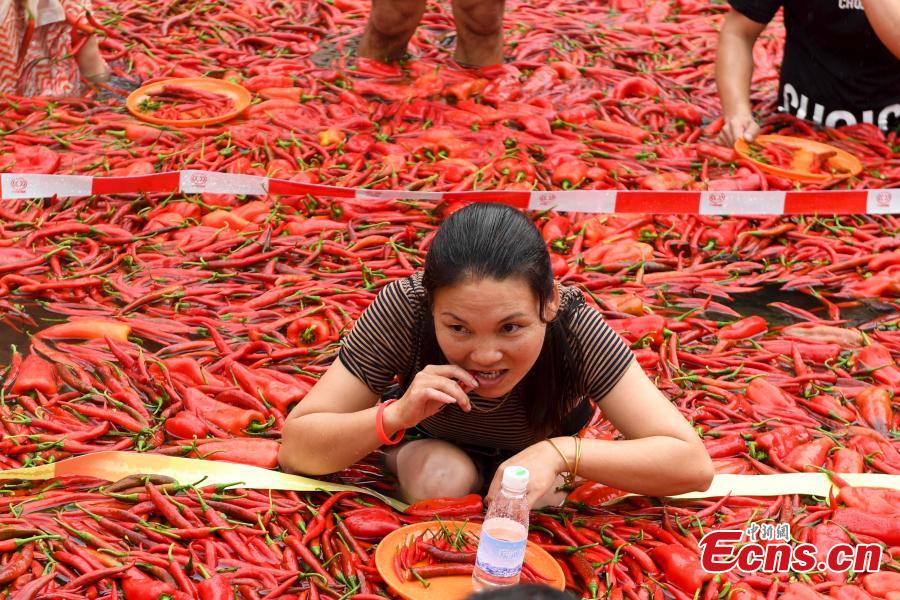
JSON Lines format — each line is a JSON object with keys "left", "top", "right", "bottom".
{"left": 783, "top": 437, "right": 833, "bottom": 472}
{"left": 404, "top": 494, "right": 483, "bottom": 519}
{"left": 190, "top": 438, "right": 280, "bottom": 469}
{"left": 0, "top": 543, "right": 34, "bottom": 584}
{"left": 588, "top": 119, "right": 650, "bottom": 143}
{"left": 717, "top": 316, "right": 767, "bottom": 340}
{"left": 443, "top": 78, "right": 488, "bottom": 102}
{"left": 417, "top": 542, "right": 476, "bottom": 563}
{"left": 37, "top": 319, "right": 131, "bottom": 341}
{"left": 494, "top": 157, "right": 536, "bottom": 182}
{"left": 197, "top": 573, "right": 232, "bottom": 600}
{"left": 551, "top": 160, "right": 588, "bottom": 189}
{"left": 829, "top": 448, "right": 864, "bottom": 473}
{"left": 611, "top": 76, "right": 660, "bottom": 99}
{"left": 837, "top": 486, "right": 900, "bottom": 515}
{"left": 696, "top": 142, "right": 736, "bottom": 163}
{"left": 854, "top": 386, "right": 893, "bottom": 435}
{"left": 831, "top": 508, "right": 900, "bottom": 545}
{"left": 782, "top": 324, "right": 862, "bottom": 347}
{"left": 287, "top": 316, "right": 332, "bottom": 347}
{"left": 121, "top": 567, "right": 180, "bottom": 600}
{"left": 9, "top": 144, "right": 60, "bottom": 173}
{"left": 230, "top": 362, "right": 308, "bottom": 414}
{"left": 758, "top": 341, "right": 842, "bottom": 364}
{"left": 542, "top": 216, "right": 571, "bottom": 242}
{"left": 302, "top": 491, "right": 354, "bottom": 544}
{"left": 548, "top": 61, "right": 579, "bottom": 79}
{"left": 745, "top": 379, "right": 793, "bottom": 409}
{"left": 145, "top": 482, "right": 192, "bottom": 529}
{"left": 862, "top": 572, "right": 900, "bottom": 597}
{"left": 699, "top": 220, "right": 739, "bottom": 248}
{"left": 158, "top": 357, "right": 224, "bottom": 388}
{"left": 855, "top": 345, "right": 900, "bottom": 387}
{"left": 639, "top": 172, "right": 693, "bottom": 190}
{"left": 651, "top": 544, "right": 712, "bottom": 593}
{"left": 183, "top": 388, "right": 266, "bottom": 435}
{"left": 406, "top": 563, "right": 474, "bottom": 581}
{"left": 566, "top": 482, "right": 627, "bottom": 506}
{"left": 341, "top": 508, "right": 402, "bottom": 540}
{"left": 842, "top": 274, "right": 899, "bottom": 298}
{"left": 568, "top": 553, "right": 599, "bottom": 599}
{"left": 704, "top": 435, "right": 748, "bottom": 459}
{"left": 607, "top": 315, "right": 666, "bottom": 348}
{"left": 549, "top": 253, "right": 569, "bottom": 277}
{"left": 9, "top": 354, "right": 58, "bottom": 395}
{"left": 165, "top": 411, "right": 210, "bottom": 439}
{"left": 754, "top": 425, "right": 811, "bottom": 457}
{"left": 660, "top": 101, "right": 702, "bottom": 125}
{"left": 558, "top": 106, "right": 597, "bottom": 124}
{"left": 797, "top": 394, "right": 856, "bottom": 423}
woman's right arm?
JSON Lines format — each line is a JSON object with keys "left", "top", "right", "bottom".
{"left": 279, "top": 358, "right": 388, "bottom": 476}
{"left": 279, "top": 359, "right": 477, "bottom": 476}
{"left": 715, "top": 9, "right": 768, "bottom": 146}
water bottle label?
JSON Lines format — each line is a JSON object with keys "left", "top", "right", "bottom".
{"left": 474, "top": 530, "right": 527, "bottom": 579}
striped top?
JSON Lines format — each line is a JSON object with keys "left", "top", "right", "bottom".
{"left": 339, "top": 272, "right": 634, "bottom": 451}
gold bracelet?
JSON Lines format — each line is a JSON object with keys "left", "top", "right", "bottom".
{"left": 572, "top": 435, "right": 582, "bottom": 483}
{"left": 548, "top": 438, "right": 577, "bottom": 487}
{"left": 546, "top": 438, "right": 574, "bottom": 486}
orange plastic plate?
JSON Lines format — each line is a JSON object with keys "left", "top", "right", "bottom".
{"left": 734, "top": 134, "right": 863, "bottom": 183}
{"left": 375, "top": 521, "right": 565, "bottom": 600}
{"left": 127, "top": 77, "right": 251, "bottom": 127}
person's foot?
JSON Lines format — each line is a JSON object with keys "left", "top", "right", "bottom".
{"left": 75, "top": 36, "right": 110, "bottom": 83}
{"left": 453, "top": 38, "right": 503, "bottom": 68}
{"left": 358, "top": 25, "right": 412, "bottom": 63}
{"left": 83, "top": 68, "right": 111, "bottom": 84}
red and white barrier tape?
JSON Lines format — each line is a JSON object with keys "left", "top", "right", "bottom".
{"left": 2, "top": 170, "right": 899, "bottom": 214}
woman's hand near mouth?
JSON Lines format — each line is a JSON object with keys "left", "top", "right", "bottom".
{"left": 384, "top": 365, "right": 479, "bottom": 432}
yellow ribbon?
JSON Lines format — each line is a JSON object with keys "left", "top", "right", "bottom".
{"left": 0, "top": 452, "right": 896, "bottom": 511}
{"left": 0, "top": 451, "right": 408, "bottom": 511}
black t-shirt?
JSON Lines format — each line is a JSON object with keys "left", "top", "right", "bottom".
{"left": 729, "top": 0, "right": 900, "bottom": 131}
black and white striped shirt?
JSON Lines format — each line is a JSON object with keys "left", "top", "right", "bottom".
{"left": 339, "top": 273, "right": 634, "bottom": 451}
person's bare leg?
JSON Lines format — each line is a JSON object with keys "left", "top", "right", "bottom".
{"left": 451, "top": 0, "right": 504, "bottom": 67}
{"left": 358, "top": 0, "right": 427, "bottom": 62}
{"left": 384, "top": 439, "right": 481, "bottom": 502}
{"left": 75, "top": 36, "right": 110, "bottom": 82}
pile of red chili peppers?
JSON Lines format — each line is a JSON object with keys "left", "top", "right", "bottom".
{"left": 0, "top": 0, "right": 898, "bottom": 597}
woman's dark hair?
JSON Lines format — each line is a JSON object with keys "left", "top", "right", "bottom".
{"left": 412, "top": 202, "right": 581, "bottom": 437}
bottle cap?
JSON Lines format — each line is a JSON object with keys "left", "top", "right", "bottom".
{"left": 502, "top": 466, "right": 529, "bottom": 493}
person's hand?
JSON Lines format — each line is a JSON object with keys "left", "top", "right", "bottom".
{"left": 385, "top": 365, "right": 477, "bottom": 431}
{"left": 718, "top": 111, "right": 760, "bottom": 147}
{"left": 485, "top": 440, "right": 568, "bottom": 509}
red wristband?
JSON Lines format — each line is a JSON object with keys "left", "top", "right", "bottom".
{"left": 376, "top": 399, "right": 405, "bottom": 446}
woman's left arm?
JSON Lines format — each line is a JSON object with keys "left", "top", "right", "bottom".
{"left": 568, "top": 360, "right": 715, "bottom": 496}
{"left": 487, "top": 361, "right": 714, "bottom": 507}
{"left": 861, "top": 0, "right": 900, "bottom": 59}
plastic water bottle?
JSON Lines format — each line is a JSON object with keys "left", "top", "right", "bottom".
{"left": 472, "top": 466, "right": 530, "bottom": 590}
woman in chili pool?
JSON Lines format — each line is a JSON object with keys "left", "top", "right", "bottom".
{"left": 279, "top": 203, "right": 714, "bottom": 508}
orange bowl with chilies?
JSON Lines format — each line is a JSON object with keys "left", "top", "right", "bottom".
{"left": 734, "top": 134, "right": 863, "bottom": 183}
{"left": 127, "top": 77, "right": 251, "bottom": 127}
{"left": 375, "top": 521, "right": 565, "bottom": 600}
